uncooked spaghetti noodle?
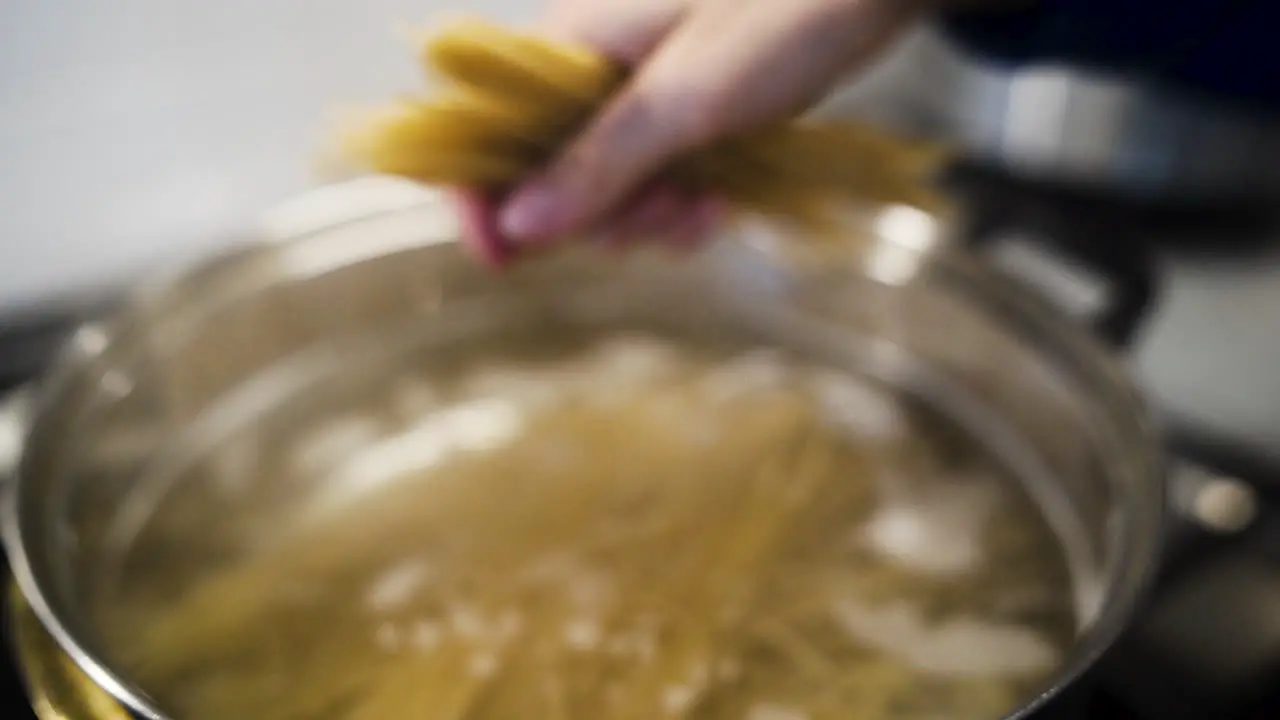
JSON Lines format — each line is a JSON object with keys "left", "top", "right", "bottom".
{"left": 108, "top": 338, "right": 1075, "bottom": 720}
{"left": 339, "top": 19, "right": 949, "bottom": 232}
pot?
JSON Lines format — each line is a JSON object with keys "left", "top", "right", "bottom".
{"left": 937, "top": 48, "right": 1280, "bottom": 203}
{"left": 1, "top": 176, "right": 1166, "bottom": 719}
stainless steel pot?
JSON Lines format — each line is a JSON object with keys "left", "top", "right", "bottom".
{"left": 822, "top": 26, "right": 1280, "bottom": 202}
{"left": 1, "top": 176, "right": 1166, "bottom": 719}
{"left": 941, "top": 56, "right": 1280, "bottom": 202}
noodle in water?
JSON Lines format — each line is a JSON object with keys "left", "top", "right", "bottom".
{"left": 108, "top": 336, "right": 1077, "bottom": 720}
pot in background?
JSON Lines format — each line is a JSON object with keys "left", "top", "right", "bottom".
{"left": 819, "top": 26, "right": 1280, "bottom": 204}
{"left": 943, "top": 58, "right": 1280, "bottom": 203}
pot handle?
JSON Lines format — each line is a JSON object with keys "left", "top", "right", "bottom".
{"left": 0, "top": 388, "right": 31, "bottom": 494}
{"left": 1163, "top": 458, "right": 1260, "bottom": 552}
{"left": 957, "top": 198, "right": 1157, "bottom": 350}
{"left": 942, "top": 171, "right": 1265, "bottom": 545}
{"left": 955, "top": 212, "right": 1263, "bottom": 538}
{"left": 0, "top": 388, "right": 32, "bottom": 568}
{"left": 943, "top": 163, "right": 1159, "bottom": 349}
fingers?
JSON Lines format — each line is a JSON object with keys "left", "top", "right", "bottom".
{"left": 455, "top": 0, "right": 689, "bottom": 263}
{"left": 497, "top": 0, "right": 918, "bottom": 245}
{"left": 455, "top": 183, "right": 719, "bottom": 267}
{"left": 597, "top": 186, "right": 691, "bottom": 250}
{"left": 456, "top": 183, "right": 721, "bottom": 266}
{"left": 450, "top": 190, "right": 510, "bottom": 268}
{"left": 495, "top": 0, "right": 695, "bottom": 244}
{"left": 456, "top": 0, "right": 923, "bottom": 266}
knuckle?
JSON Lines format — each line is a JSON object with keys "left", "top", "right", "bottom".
{"left": 613, "top": 80, "right": 731, "bottom": 157}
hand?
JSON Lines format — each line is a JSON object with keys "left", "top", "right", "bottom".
{"left": 457, "top": 0, "right": 929, "bottom": 266}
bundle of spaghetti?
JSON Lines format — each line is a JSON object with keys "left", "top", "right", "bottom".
{"left": 340, "top": 18, "right": 949, "bottom": 233}
{"left": 117, "top": 375, "right": 1043, "bottom": 720}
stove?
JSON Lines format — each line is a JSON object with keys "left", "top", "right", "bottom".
{"left": 944, "top": 162, "right": 1280, "bottom": 719}
{"left": 1, "top": 169, "right": 1279, "bottom": 719}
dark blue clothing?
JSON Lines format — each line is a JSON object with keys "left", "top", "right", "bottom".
{"left": 941, "top": 0, "right": 1280, "bottom": 113}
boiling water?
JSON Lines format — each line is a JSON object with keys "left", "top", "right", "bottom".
{"left": 98, "top": 322, "right": 1080, "bottom": 720}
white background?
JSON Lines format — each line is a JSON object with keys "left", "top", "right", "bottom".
{"left": 1, "top": 0, "right": 1279, "bottom": 463}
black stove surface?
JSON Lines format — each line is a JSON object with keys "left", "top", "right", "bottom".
{"left": 944, "top": 162, "right": 1280, "bottom": 720}
{"left": 2, "top": 169, "right": 1280, "bottom": 719}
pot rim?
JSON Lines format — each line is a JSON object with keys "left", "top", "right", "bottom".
{"left": 3, "top": 176, "right": 1168, "bottom": 720}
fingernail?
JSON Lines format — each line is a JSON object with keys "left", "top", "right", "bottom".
{"left": 499, "top": 182, "right": 563, "bottom": 243}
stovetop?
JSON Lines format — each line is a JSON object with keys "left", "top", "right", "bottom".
{"left": 2, "top": 168, "right": 1280, "bottom": 719}
{"left": 956, "top": 162, "right": 1280, "bottom": 719}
